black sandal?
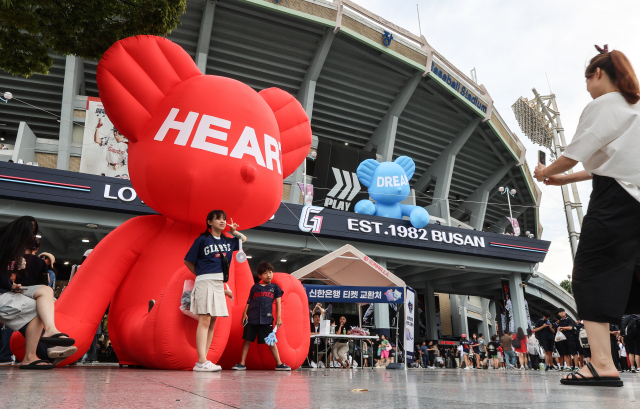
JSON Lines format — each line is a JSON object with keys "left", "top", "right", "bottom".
{"left": 41, "top": 333, "right": 75, "bottom": 347}
{"left": 560, "top": 362, "right": 623, "bottom": 387}
{"left": 19, "top": 359, "right": 55, "bottom": 370}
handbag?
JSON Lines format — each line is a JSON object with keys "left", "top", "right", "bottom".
{"left": 212, "top": 235, "right": 230, "bottom": 283}
{"left": 554, "top": 330, "right": 566, "bottom": 342}
{"left": 512, "top": 337, "right": 521, "bottom": 349}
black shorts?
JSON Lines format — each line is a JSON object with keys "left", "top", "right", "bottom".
{"left": 539, "top": 338, "right": 554, "bottom": 352}
{"left": 572, "top": 176, "right": 640, "bottom": 326}
{"left": 555, "top": 339, "right": 577, "bottom": 356}
{"left": 575, "top": 338, "right": 584, "bottom": 354}
{"left": 242, "top": 323, "right": 273, "bottom": 344}
{"left": 634, "top": 338, "right": 640, "bottom": 355}
{"left": 583, "top": 347, "right": 591, "bottom": 358}
{"left": 625, "top": 337, "right": 636, "bottom": 355}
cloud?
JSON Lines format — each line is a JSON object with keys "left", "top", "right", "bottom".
{"left": 357, "top": 0, "right": 640, "bottom": 282}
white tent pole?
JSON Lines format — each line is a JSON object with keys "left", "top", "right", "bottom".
{"left": 403, "top": 286, "right": 407, "bottom": 368}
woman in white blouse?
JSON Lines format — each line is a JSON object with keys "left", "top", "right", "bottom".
{"left": 535, "top": 45, "right": 640, "bottom": 387}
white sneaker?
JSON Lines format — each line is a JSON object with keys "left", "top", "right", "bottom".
{"left": 464, "top": 367, "right": 471, "bottom": 370}
{"left": 310, "top": 361, "right": 317, "bottom": 368}
{"left": 193, "top": 361, "right": 221, "bottom": 372}
{"left": 318, "top": 361, "right": 325, "bottom": 368}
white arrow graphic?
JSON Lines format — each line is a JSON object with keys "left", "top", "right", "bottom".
{"left": 327, "top": 167, "right": 344, "bottom": 197}
{"left": 347, "top": 172, "right": 361, "bottom": 201}
{"left": 337, "top": 170, "right": 352, "bottom": 199}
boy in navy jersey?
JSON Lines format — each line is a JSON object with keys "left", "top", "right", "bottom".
{"left": 232, "top": 263, "right": 290, "bottom": 371}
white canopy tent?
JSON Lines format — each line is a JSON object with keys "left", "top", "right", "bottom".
{"left": 292, "top": 245, "right": 411, "bottom": 369}
{"left": 291, "top": 244, "right": 405, "bottom": 288}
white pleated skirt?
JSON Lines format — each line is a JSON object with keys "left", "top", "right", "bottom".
{"left": 190, "top": 279, "right": 228, "bottom": 317}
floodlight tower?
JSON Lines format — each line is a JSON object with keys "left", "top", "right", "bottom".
{"left": 512, "top": 89, "right": 584, "bottom": 258}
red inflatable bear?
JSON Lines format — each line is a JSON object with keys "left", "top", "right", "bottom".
{"left": 11, "top": 35, "right": 311, "bottom": 370}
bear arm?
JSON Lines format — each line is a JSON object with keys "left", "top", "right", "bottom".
{"left": 354, "top": 200, "right": 376, "bottom": 215}
{"left": 402, "top": 205, "right": 430, "bottom": 229}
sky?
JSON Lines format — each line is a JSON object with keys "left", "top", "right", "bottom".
{"left": 357, "top": 0, "right": 640, "bottom": 283}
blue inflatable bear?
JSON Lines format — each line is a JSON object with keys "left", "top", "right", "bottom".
{"left": 354, "top": 156, "right": 430, "bottom": 228}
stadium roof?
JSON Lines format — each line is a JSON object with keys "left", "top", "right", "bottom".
{"left": 0, "top": 0, "right": 541, "bottom": 237}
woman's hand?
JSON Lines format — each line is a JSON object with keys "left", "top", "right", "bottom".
{"left": 534, "top": 162, "right": 547, "bottom": 182}
{"left": 224, "top": 289, "right": 233, "bottom": 301}
{"left": 241, "top": 313, "right": 248, "bottom": 325}
{"left": 276, "top": 318, "right": 283, "bottom": 328}
{"left": 544, "top": 174, "right": 567, "bottom": 186}
{"left": 11, "top": 283, "right": 23, "bottom": 292}
{"left": 228, "top": 218, "right": 239, "bottom": 234}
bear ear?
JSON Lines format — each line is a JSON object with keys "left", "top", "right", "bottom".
{"left": 96, "top": 35, "right": 202, "bottom": 142}
{"left": 258, "top": 88, "right": 312, "bottom": 178}
{"left": 357, "top": 159, "right": 381, "bottom": 188}
{"left": 394, "top": 156, "right": 415, "bottom": 180}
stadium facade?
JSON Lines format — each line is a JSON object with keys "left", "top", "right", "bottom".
{"left": 0, "top": 0, "right": 575, "bottom": 341}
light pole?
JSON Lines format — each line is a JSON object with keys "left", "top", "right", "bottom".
{"left": 512, "top": 90, "right": 583, "bottom": 258}
{"left": 498, "top": 186, "right": 516, "bottom": 219}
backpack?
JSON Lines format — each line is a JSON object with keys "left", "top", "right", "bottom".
{"left": 512, "top": 337, "right": 521, "bottom": 349}
{"left": 527, "top": 337, "right": 540, "bottom": 356}
{"left": 579, "top": 327, "right": 589, "bottom": 348}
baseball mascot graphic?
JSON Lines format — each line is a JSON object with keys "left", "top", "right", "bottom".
{"left": 10, "top": 36, "right": 312, "bottom": 370}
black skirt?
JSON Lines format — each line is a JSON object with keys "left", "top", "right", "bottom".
{"left": 572, "top": 175, "right": 640, "bottom": 325}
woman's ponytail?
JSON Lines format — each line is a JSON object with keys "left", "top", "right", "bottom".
{"left": 610, "top": 51, "right": 640, "bottom": 104}
{"left": 586, "top": 48, "right": 640, "bottom": 104}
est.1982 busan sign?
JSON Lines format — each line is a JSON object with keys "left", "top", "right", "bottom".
{"left": 257, "top": 204, "right": 550, "bottom": 264}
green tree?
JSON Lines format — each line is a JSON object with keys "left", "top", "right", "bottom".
{"left": 0, "top": 0, "right": 186, "bottom": 77}
{"left": 559, "top": 279, "right": 572, "bottom": 295}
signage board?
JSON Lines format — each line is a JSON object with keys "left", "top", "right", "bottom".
{"left": 0, "top": 163, "right": 550, "bottom": 263}
{"left": 79, "top": 97, "right": 131, "bottom": 178}
{"left": 304, "top": 285, "right": 404, "bottom": 304}
{"left": 313, "top": 138, "right": 375, "bottom": 212}
{"left": 405, "top": 287, "right": 416, "bottom": 364}
{"left": 259, "top": 203, "right": 550, "bottom": 263}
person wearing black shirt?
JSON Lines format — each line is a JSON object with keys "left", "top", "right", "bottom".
{"left": 469, "top": 334, "right": 481, "bottom": 369}
{"left": 556, "top": 308, "right": 577, "bottom": 371}
{"left": 460, "top": 334, "right": 472, "bottom": 369}
{"left": 532, "top": 310, "right": 556, "bottom": 370}
{"left": 232, "top": 263, "right": 290, "bottom": 371}
{"left": 333, "top": 315, "right": 351, "bottom": 368}
{"left": 0, "top": 217, "right": 76, "bottom": 369}
{"left": 308, "top": 312, "right": 325, "bottom": 367}
{"left": 427, "top": 340, "right": 438, "bottom": 369}
{"left": 487, "top": 335, "right": 500, "bottom": 369}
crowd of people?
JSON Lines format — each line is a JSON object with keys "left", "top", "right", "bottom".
{"left": 307, "top": 303, "right": 402, "bottom": 369}
{"left": 408, "top": 308, "right": 640, "bottom": 375}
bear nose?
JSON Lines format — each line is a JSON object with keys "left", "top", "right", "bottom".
{"left": 241, "top": 163, "right": 257, "bottom": 183}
